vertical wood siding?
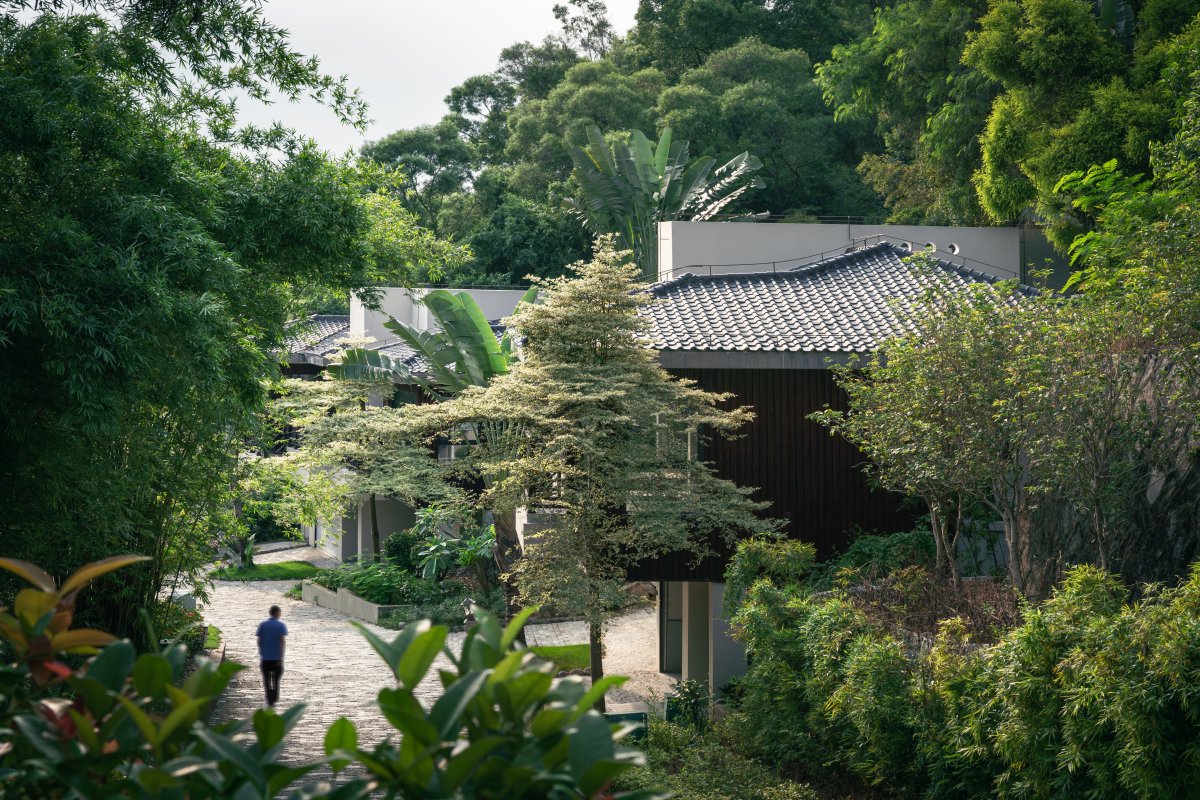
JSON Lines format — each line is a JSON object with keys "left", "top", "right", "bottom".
{"left": 629, "top": 368, "right": 918, "bottom": 581}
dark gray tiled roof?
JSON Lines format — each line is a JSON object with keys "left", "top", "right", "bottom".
{"left": 644, "top": 242, "right": 1024, "bottom": 354}
{"left": 283, "top": 315, "right": 352, "bottom": 359}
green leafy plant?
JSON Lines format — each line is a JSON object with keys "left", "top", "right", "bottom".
{"left": 0, "top": 555, "right": 318, "bottom": 798}
{"left": 417, "top": 534, "right": 457, "bottom": 581}
{"left": 326, "top": 608, "right": 663, "bottom": 799}
{"left": 1, "top": 556, "right": 669, "bottom": 798}
{"left": 310, "top": 562, "right": 444, "bottom": 606}
{"left": 564, "top": 125, "right": 764, "bottom": 280}
{"left": 667, "top": 678, "right": 710, "bottom": 732}
{"left": 382, "top": 528, "right": 423, "bottom": 571}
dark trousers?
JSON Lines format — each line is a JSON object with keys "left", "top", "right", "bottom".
{"left": 261, "top": 660, "right": 283, "bottom": 706}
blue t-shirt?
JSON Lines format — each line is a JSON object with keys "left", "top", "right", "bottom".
{"left": 256, "top": 617, "right": 288, "bottom": 661}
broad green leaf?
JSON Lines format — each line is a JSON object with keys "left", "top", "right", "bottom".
{"left": 117, "top": 696, "right": 159, "bottom": 750}
{"left": 86, "top": 640, "right": 136, "bottom": 692}
{"left": 60, "top": 555, "right": 149, "bottom": 595}
{"left": 397, "top": 626, "right": 447, "bottom": 689}
{"left": 573, "top": 675, "right": 628, "bottom": 718}
{"left": 13, "top": 589, "right": 57, "bottom": 628}
{"left": 377, "top": 687, "right": 439, "bottom": 746}
{"left": 68, "top": 675, "right": 117, "bottom": 717}
{"left": 441, "top": 736, "right": 507, "bottom": 792}
{"left": 568, "top": 711, "right": 615, "bottom": 782}
{"left": 159, "top": 697, "right": 208, "bottom": 743}
{"left": 195, "top": 727, "right": 266, "bottom": 787}
{"left": 430, "top": 670, "right": 492, "bottom": 739}
{"left": 132, "top": 766, "right": 179, "bottom": 792}
{"left": 500, "top": 605, "right": 539, "bottom": 650}
{"left": 67, "top": 707, "right": 100, "bottom": 753}
{"left": 132, "top": 653, "right": 171, "bottom": 698}
{"left": 0, "top": 558, "right": 55, "bottom": 591}
{"left": 253, "top": 708, "right": 286, "bottom": 750}
{"left": 324, "top": 716, "right": 357, "bottom": 772}
{"left": 51, "top": 628, "right": 117, "bottom": 654}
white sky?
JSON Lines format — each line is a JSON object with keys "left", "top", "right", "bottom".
{"left": 241, "top": 0, "right": 641, "bottom": 156}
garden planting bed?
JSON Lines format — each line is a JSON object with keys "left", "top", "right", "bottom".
{"left": 300, "top": 580, "right": 411, "bottom": 624}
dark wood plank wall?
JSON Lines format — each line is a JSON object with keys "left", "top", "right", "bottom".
{"left": 628, "top": 367, "right": 918, "bottom": 582}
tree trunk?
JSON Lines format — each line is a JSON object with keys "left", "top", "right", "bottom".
{"left": 492, "top": 509, "right": 527, "bottom": 645}
{"left": 589, "top": 619, "right": 606, "bottom": 713}
{"left": 369, "top": 492, "right": 381, "bottom": 560}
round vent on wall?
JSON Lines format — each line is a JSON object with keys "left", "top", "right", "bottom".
{"left": 899, "top": 241, "right": 913, "bottom": 252}
{"left": 947, "top": 242, "right": 961, "bottom": 255}
{"left": 923, "top": 241, "right": 936, "bottom": 251}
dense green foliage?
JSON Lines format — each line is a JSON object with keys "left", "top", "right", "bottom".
{"left": 309, "top": 560, "right": 443, "bottom": 606}
{"left": 399, "top": 240, "right": 770, "bottom": 702}
{"left": 814, "top": 80, "right": 1200, "bottom": 599}
{"left": 0, "top": 557, "right": 659, "bottom": 798}
{"left": 361, "top": 0, "right": 1200, "bottom": 282}
{"left": 615, "top": 719, "right": 817, "bottom": 800}
{"left": 0, "top": 2, "right": 459, "bottom": 642}
{"left": 727, "top": 541, "right": 1200, "bottom": 799}
{"left": 360, "top": 0, "right": 887, "bottom": 286}
{"left": 820, "top": 0, "right": 1200, "bottom": 238}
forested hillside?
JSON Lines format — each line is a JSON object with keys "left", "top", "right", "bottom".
{"left": 361, "top": 0, "right": 1200, "bottom": 286}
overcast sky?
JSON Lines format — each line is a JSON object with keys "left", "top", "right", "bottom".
{"left": 240, "top": 0, "right": 641, "bottom": 156}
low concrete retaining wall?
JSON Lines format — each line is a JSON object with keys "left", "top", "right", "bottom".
{"left": 301, "top": 581, "right": 408, "bottom": 624}
{"left": 337, "top": 588, "right": 403, "bottom": 624}
{"left": 302, "top": 580, "right": 339, "bottom": 610}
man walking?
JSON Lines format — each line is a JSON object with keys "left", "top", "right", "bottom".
{"left": 256, "top": 604, "right": 287, "bottom": 708}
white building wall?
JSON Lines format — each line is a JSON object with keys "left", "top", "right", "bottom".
{"left": 658, "top": 221, "right": 1040, "bottom": 283}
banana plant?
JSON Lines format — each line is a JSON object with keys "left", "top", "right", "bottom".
{"left": 328, "top": 286, "right": 536, "bottom": 400}
{"left": 564, "top": 124, "right": 764, "bottom": 280}
{"left": 325, "top": 288, "right": 535, "bottom": 634}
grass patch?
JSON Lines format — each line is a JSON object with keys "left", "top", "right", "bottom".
{"left": 212, "top": 561, "right": 318, "bottom": 581}
{"left": 530, "top": 644, "right": 590, "bottom": 672}
{"left": 204, "top": 625, "right": 220, "bottom": 649}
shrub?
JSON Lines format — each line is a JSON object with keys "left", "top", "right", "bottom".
{"left": 380, "top": 584, "right": 505, "bottom": 630}
{"left": 614, "top": 718, "right": 817, "bottom": 800}
{"left": 382, "top": 528, "right": 421, "bottom": 570}
{"left": 727, "top": 535, "right": 1200, "bottom": 800}
{"left": 804, "top": 526, "right": 937, "bottom": 592}
{"left": 310, "top": 560, "right": 443, "bottom": 606}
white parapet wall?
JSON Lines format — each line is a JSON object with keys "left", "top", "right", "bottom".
{"left": 657, "top": 221, "right": 1062, "bottom": 284}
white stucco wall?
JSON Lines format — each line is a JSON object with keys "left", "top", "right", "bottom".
{"left": 658, "top": 221, "right": 1047, "bottom": 283}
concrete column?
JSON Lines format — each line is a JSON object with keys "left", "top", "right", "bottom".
{"left": 708, "top": 583, "right": 747, "bottom": 694}
{"left": 660, "top": 581, "right": 683, "bottom": 674}
{"left": 681, "top": 581, "right": 710, "bottom": 685}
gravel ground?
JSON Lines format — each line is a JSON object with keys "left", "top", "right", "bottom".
{"left": 201, "top": 546, "right": 669, "bottom": 774}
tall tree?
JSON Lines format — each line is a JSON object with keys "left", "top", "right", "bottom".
{"left": 330, "top": 289, "right": 536, "bottom": 618}
{"left": 962, "top": 0, "right": 1200, "bottom": 245}
{"left": 564, "top": 125, "right": 763, "bottom": 279}
{"left": 0, "top": 2, "right": 445, "bottom": 639}
{"left": 817, "top": 0, "right": 995, "bottom": 224}
{"left": 660, "top": 37, "right": 880, "bottom": 219}
{"left": 400, "top": 240, "right": 768, "bottom": 709}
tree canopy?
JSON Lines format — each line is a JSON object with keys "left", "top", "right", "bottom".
{"left": 355, "top": 0, "right": 1200, "bottom": 287}
{"left": 0, "top": 2, "right": 459, "bottom": 638}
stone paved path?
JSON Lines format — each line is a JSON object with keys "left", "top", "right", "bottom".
{"left": 201, "top": 547, "right": 669, "bottom": 776}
